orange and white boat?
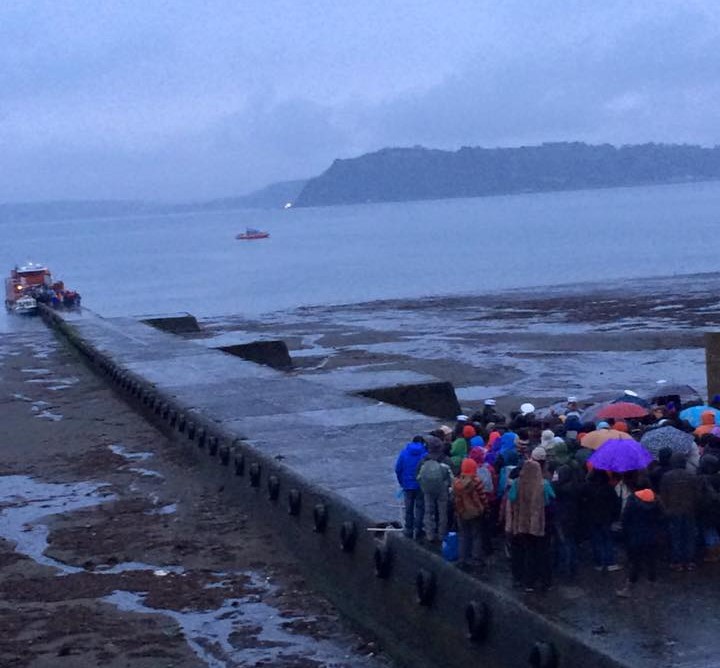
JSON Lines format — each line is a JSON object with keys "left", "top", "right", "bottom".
{"left": 5, "top": 263, "right": 81, "bottom": 314}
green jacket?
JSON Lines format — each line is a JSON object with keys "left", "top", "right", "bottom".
{"left": 450, "top": 438, "right": 468, "bottom": 474}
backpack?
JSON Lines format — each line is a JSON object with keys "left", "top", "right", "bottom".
{"left": 417, "top": 459, "right": 451, "bottom": 496}
{"left": 453, "top": 476, "right": 485, "bottom": 520}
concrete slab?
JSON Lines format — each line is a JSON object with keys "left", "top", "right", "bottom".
{"left": 305, "top": 368, "right": 439, "bottom": 392}
{"left": 124, "top": 355, "right": 277, "bottom": 387}
{"left": 52, "top": 307, "right": 436, "bottom": 524}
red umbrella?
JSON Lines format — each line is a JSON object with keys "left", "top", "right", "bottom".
{"left": 596, "top": 402, "right": 649, "bottom": 420}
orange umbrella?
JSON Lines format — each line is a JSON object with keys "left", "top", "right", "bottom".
{"left": 581, "top": 429, "right": 635, "bottom": 451}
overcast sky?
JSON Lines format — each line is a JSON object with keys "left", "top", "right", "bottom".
{"left": 2, "top": 0, "right": 719, "bottom": 202}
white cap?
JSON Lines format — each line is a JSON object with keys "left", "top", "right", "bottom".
{"left": 520, "top": 402, "right": 535, "bottom": 415}
{"left": 656, "top": 379, "right": 668, "bottom": 385}
{"left": 531, "top": 446, "right": 547, "bottom": 461}
{"left": 484, "top": 399, "right": 497, "bottom": 406}
{"left": 567, "top": 396, "right": 578, "bottom": 404}
{"left": 456, "top": 414, "right": 469, "bottom": 422}
{"left": 623, "top": 389, "right": 638, "bottom": 397}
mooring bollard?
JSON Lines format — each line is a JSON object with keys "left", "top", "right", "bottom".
{"left": 249, "top": 462, "right": 261, "bottom": 487}
{"left": 373, "top": 544, "right": 392, "bottom": 579}
{"left": 529, "top": 641, "right": 558, "bottom": 668}
{"left": 416, "top": 569, "right": 436, "bottom": 606}
{"left": 340, "top": 521, "right": 357, "bottom": 552}
{"left": 465, "top": 601, "right": 490, "bottom": 642}
{"left": 234, "top": 452, "right": 245, "bottom": 476}
{"left": 267, "top": 475, "right": 280, "bottom": 500}
{"left": 313, "top": 503, "right": 328, "bottom": 533}
{"left": 287, "top": 489, "right": 301, "bottom": 516}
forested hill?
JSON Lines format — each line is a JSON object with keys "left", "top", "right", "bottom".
{"left": 293, "top": 142, "right": 720, "bottom": 207}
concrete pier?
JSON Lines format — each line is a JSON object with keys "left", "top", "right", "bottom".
{"left": 41, "top": 305, "right": 630, "bottom": 668}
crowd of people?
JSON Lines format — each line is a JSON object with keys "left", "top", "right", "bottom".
{"left": 394, "top": 393, "right": 720, "bottom": 597}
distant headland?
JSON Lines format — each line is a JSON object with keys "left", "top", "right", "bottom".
{"left": 6, "top": 142, "right": 720, "bottom": 223}
{"left": 293, "top": 142, "right": 720, "bottom": 207}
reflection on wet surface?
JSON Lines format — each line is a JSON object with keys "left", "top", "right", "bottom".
{"left": 0, "top": 473, "right": 385, "bottom": 667}
{"left": 0, "top": 475, "right": 115, "bottom": 574}
{"left": 105, "top": 571, "right": 380, "bottom": 668}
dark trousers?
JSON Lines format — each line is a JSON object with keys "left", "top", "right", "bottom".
{"left": 668, "top": 515, "right": 696, "bottom": 564}
{"left": 457, "top": 516, "right": 483, "bottom": 564}
{"left": 511, "top": 533, "right": 551, "bottom": 588}
{"left": 590, "top": 524, "right": 616, "bottom": 567}
{"left": 403, "top": 489, "right": 425, "bottom": 538}
{"left": 627, "top": 545, "right": 657, "bottom": 583}
{"left": 555, "top": 527, "right": 578, "bottom": 576}
{"left": 480, "top": 513, "right": 494, "bottom": 555}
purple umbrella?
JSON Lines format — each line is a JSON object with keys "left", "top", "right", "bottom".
{"left": 588, "top": 438, "right": 653, "bottom": 473}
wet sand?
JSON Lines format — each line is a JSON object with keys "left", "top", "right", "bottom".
{"left": 0, "top": 327, "right": 389, "bottom": 667}
{"left": 196, "top": 271, "right": 720, "bottom": 417}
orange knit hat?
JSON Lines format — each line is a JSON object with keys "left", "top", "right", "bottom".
{"left": 462, "top": 425, "right": 477, "bottom": 439}
{"left": 460, "top": 458, "right": 478, "bottom": 476}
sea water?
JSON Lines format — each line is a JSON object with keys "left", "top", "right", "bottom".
{"left": 0, "top": 180, "right": 717, "bottom": 331}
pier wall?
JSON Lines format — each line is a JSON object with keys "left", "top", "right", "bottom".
{"left": 40, "top": 305, "right": 626, "bottom": 668}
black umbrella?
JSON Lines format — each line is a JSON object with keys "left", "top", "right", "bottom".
{"left": 640, "top": 425, "right": 695, "bottom": 455}
{"left": 645, "top": 382, "right": 703, "bottom": 408}
{"left": 611, "top": 391, "right": 651, "bottom": 409}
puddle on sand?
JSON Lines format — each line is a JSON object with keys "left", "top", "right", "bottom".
{"left": 20, "top": 367, "right": 51, "bottom": 375}
{"left": 0, "top": 476, "right": 173, "bottom": 576}
{"left": 109, "top": 443, "right": 153, "bottom": 461}
{"left": 104, "top": 571, "right": 381, "bottom": 668}
{"left": 129, "top": 467, "right": 164, "bottom": 479}
{"left": 146, "top": 503, "right": 177, "bottom": 516}
{"left": 33, "top": 410, "right": 63, "bottom": 421}
{"left": 109, "top": 444, "right": 164, "bottom": 479}
{"left": 25, "top": 376, "right": 79, "bottom": 386}
{"left": 0, "top": 475, "right": 382, "bottom": 667}
{"left": 97, "top": 562, "right": 186, "bottom": 575}
{"left": 0, "top": 475, "right": 114, "bottom": 574}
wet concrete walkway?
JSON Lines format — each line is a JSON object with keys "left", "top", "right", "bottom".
{"left": 56, "top": 308, "right": 434, "bottom": 525}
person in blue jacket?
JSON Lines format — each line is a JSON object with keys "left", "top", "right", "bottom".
{"left": 395, "top": 436, "right": 428, "bottom": 539}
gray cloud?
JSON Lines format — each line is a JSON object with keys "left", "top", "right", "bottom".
{"left": 1, "top": 0, "right": 719, "bottom": 201}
